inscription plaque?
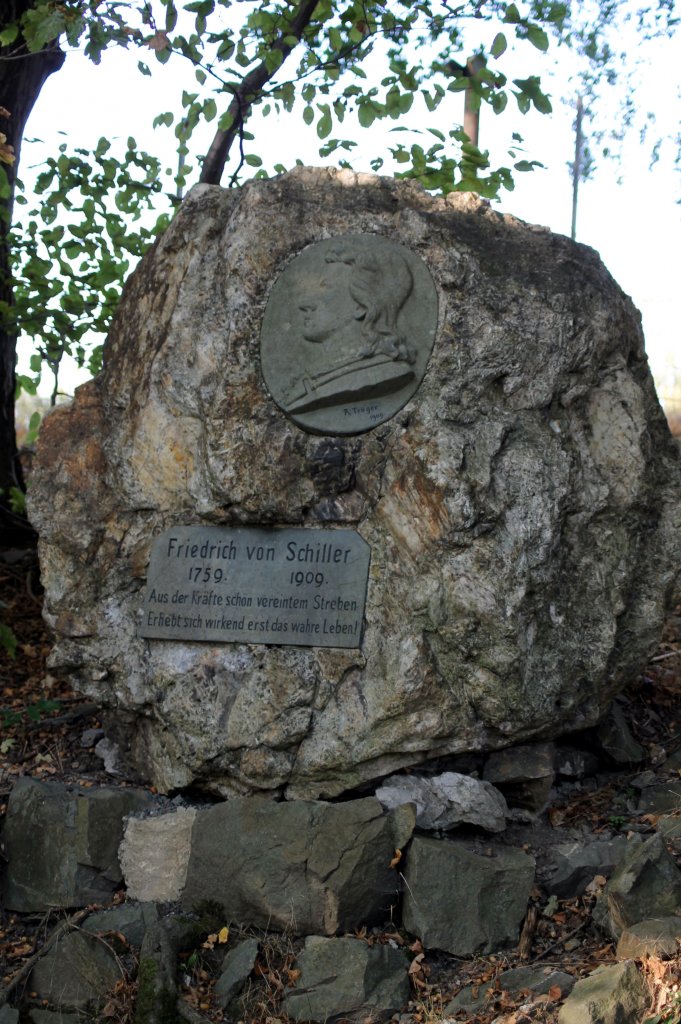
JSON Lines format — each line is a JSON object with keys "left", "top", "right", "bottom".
{"left": 140, "top": 526, "right": 370, "bottom": 649}
{"left": 260, "top": 234, "right": 438, "bottom": 435}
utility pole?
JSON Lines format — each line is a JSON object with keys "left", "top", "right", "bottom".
{"left": 463, "top": 55, "right": 486, "bottom": 147}
{"left": 571, "top": 94, "right": 583, "bottom": 241}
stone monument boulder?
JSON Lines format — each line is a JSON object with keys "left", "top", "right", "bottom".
{"left": 29, "top": 167, "right": 681, "bottom": 798}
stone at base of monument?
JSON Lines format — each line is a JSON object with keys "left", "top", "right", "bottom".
{"left": 29, "top": 166, "right": 681, "bottom": 798}
{"left": 401, "top": 835, "right": 536, "bottom": 956}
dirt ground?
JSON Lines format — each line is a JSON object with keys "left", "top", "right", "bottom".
{"left": 1, "top": 545, "right": 681, "bottom": 1023}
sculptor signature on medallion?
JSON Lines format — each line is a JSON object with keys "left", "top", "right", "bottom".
{"left": 284, "top": 241, "right": 417, "bottom": 414}
{"left": 260, "top": 233, "right": 438, "bottom": 435}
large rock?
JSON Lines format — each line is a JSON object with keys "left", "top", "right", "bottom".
{"left": 180, "top": 796, "right": 414, "bottom": 935}
{"left": 29, "top": 932, "right": 120, "bottom": 1011}
{"left": 29, "top": 167, "right": 681, "bottom": 798}
{"left": 401, "top": 835, "right": 535, "bottom": 955}
{"left": 557, "top": 961, "right": 649, "bottom": 1024}
{"left": 594, "top": 833, "right": 681, "bottom": 938}
{"left": 282, "top": 936, "right": 409, "bottom": 1022}
{"left": 0, "top": 776, "right": 152, "bottom": 912}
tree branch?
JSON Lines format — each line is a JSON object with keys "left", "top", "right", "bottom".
{"left": 199, "top": 0, "right": 321, "bottom": 185}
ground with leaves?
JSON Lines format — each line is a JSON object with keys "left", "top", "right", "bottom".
{"left": 1, "top": 544, "right": 681, "bottom": 1024}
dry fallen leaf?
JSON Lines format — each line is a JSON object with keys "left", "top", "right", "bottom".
{"left": 218, "top": 925, "right": 229, "bottom": 944}
{"left": 548, "top": 985, "right": 563, "bottom": 1001}
{"left": 389, "top": 848, "right": 402, "bottom": 868}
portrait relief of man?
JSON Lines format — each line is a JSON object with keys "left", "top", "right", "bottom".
{"left": 260, "top": 233, "right": 438, "bottom": 435}
{"left": 285, "top": 239, "right": 417, "bottom": 413}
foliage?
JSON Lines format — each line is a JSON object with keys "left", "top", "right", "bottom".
{"left": 3, "top": 138, "right": 173, "bottom": 402}
{"left": 2, "top": 0, "right": 679, "bottom": 399}
{"left": 0, "top": 697, "right": 61, "bottom": 726}
{"left": 0, "top": 616, "right": 17, "bottom": 658}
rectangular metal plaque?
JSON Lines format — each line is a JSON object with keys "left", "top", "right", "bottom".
{"left": 140, "top": 526, "right": 370, "bottom": 649}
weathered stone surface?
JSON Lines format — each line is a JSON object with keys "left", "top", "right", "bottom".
{"left": 375, "top": 771, "right": 507, "bottom": 832}
{"left": 596, "top": 703, "right": 646, "bottom": 764}
{"left": 83, "top": 902, "right": 158, "bottom": 948}
{"left": 135, "top": 919, "right": 179, "bottom": 1024}
{"left": 637, "top": 780, "right": 681, "bottom": 813}
{"left": 27, "top": 1012, "right": 80, "bottom": 1024}
{"left": 0, "top": 777, "right": 152, "bottom": 911}
{"left": 557, "top": 961, "right": 649, "bottom": 1024}
{"left": 29, "top": 167, "right": 681, "bottom": 798}
{"left": 30, "top": 932, "right": 120, "bottom": 1010}
{"left": 445, "top": 965, "right": 575, "bottom": 1013}
{"left": 282, "top": 936, "right": 409, "bottom": 1022}
{"left": 402, "top": 835, "right": 535, "bottom": 955}
{"left": 594, "top": 833, "right": 681, "bottom": 938}
{"left": 0, "top": 1008, "right": 19, "bottom": 1024}
{"left": 483, "top": 742, "right": 555, "bottom": 811}
{"left": 546, "top": 837, "right": 629, "bottom": 899}
{"left": 215, "top": 939, "right": 260, "bottom": 1008}
{"left": 181, "top": 796, "right": 414, "bottom": 935}
{"left": 120, "top": 806, "right": 197, "bottom": 902}
{"left": 616, "top": 917, "right": 681, "bottom": 959}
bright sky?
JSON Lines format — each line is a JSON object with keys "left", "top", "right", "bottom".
{"left": 17, "top": 12, "right": 681, "bottom": 414}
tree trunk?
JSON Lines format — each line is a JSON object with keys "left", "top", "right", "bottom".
{"left": 1, "top": 1, "right": 64, "bottom": 542}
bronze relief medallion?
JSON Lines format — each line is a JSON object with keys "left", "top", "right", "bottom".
{"left": 260, "top": 234, "right": 438, "bottom": 435}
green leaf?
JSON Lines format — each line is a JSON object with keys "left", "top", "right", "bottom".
{"left": 0, "top": 24, "right": 19, "bottom": 46}
{"left": 0, "top": 622, "right": 17, "bottom": 658}
{"left": 490, "top": 32, "right": 507, "bottom": 58}
{"left": 203, "top": 98, "right": 217, "bottom": 121}
{"left": 303, "top": 105, "right": 314, "bottom": 126}
{"left": 526, "top": 25, "right": 549, "bottom": 52}
{"left": 503, "top": 3, "right": 521, "bottom": 24}
{"left": 244, "top": 154, "right": 262, "bottom": 166}
{"left": 317, "top": 106, "right": 332, "bottom": 138}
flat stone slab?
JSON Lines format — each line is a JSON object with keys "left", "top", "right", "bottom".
{"left": 402, "top": 835, "right": 535, "bottom": 955}
{"left": 282, "top": 936, "right": 409, "bottom": 1022}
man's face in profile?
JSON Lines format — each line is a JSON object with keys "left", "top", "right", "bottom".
{"left": 298, "top": 261, "right": 360, "bottom": 344}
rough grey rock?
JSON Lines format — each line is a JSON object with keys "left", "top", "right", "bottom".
{"left": 483, "top": 742, "right": 556, "bottom": 811}
{"left": 594, "top": 833, "right": 681, "bottom": 938}
{"left": 282, "top": 936, "right": 409, "bottom": 1022}
{"left": 27, "top": 1013, "right": 81, "bottom": 1024}
{"left": 445, "top": 965, "right": 575, "bottom": 1012}
{"left": 135, "top": 918, "right": 179, "bottom": 1024}
{"left": 215, "top": 938, "right": 260, "bottom": 1008}
{"left": 616, "top": 917, "right": 681, "bottom": 959}
{"left": 555, "top": 747, "right": 599, "bottom": 779}
{"left": 0, "top": 776, "right": 152, "bottom": 911}
{"left": 596, "top": 703, "right": 645, "bottom": 764}
{"left": 546, "top": 837, "right": 629, "bottom": 899}
{"left": 181, "top": 796, "right": 414, "bottom": 935}
{"left": 637, "top": 780, "right": 681, "bottom": 813}
{"left": 375, "top": 771, "right": 507, "bottom": 832}
{"left": 557, "top": 960, "right": 649, "bottom": 1024}
{"left": 499, "top": 965, "right": 575, "bottom": 996}
{"left": 0, "top": 1008, "right": 19, "bottom": 1024}
{"left": 402, "top": 835, "right": 535, "bottom": 955}
{"left": 83, "top": 902, "right": 158, "bottom": 948}
{"left": 29, "top": 167, "right": 681, "bottom": 798}
{"left": 29, "top": 932, "right": 120, "bottom": 1010}
{"left": 120, "top": 806, "right": 197, "bottom": 902}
